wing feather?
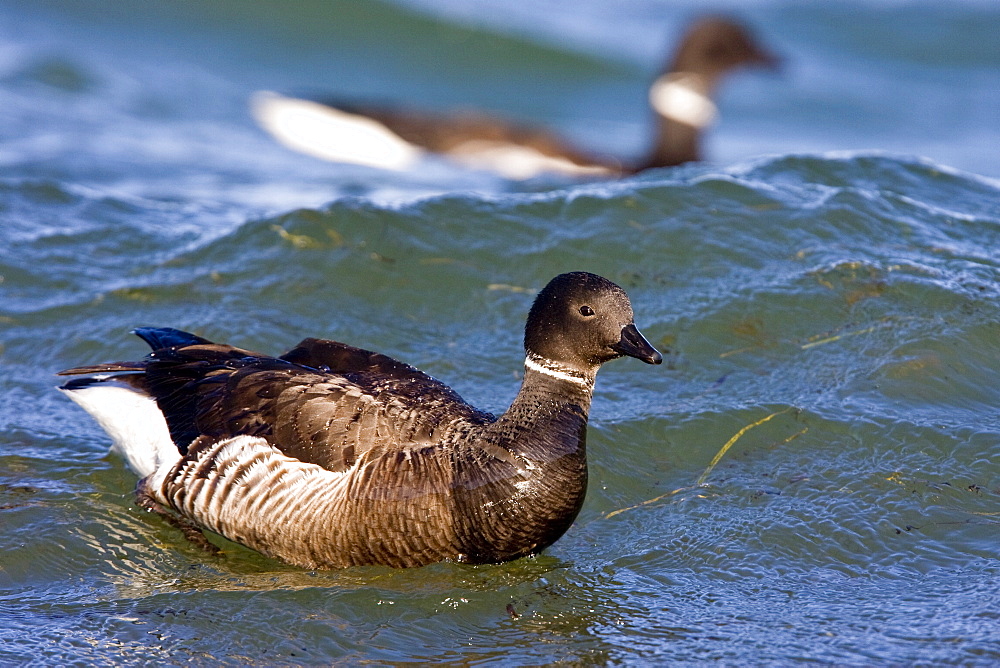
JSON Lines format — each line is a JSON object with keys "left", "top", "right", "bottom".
{"left": 129, "top": 338, "right": 495, "bottom": 473}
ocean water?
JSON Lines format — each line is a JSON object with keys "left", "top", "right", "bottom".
{"left": 1, "top": 0, "right": 999, "bottom": 664}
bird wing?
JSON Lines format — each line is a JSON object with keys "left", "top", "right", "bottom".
{"left": 112, "top": 339, "right": 493, "bottom": 473}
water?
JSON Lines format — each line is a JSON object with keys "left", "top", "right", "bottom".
{"left": 1, "top": 0, "right": 999, "bottom": 664}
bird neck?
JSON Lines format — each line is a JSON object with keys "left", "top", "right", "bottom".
{"left": 449, "top": 354, "right": 595, "bottom": 563}
{"left": 523, "top": 352, "right": 595, "bottom": 394}
{"left": 484, "top": 352, "right": 596, "bottom": 463}
{"left": 639, "top": 71, "right": 718, "bottom": 169}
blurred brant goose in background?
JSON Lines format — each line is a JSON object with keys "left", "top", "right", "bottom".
{"left": 252, "top": 16, "right": 778, "bottom": 179}
{"left": 58, "top": 272, "right": 662, "bottom": 569}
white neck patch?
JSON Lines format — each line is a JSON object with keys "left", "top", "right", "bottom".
{"left": 648, "top": 72, "right": 718, "bottom": 128}
{"left": 524, "top": 354, "right": 592, "bottom": 390}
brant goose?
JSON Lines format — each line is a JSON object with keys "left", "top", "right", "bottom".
{"left": 252, "top": 16, "right": 777, "bottom": 179}
{"left": 58, "top": 272, "right": 662, "bottom": 569}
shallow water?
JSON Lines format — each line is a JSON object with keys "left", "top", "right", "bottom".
{"left": 2, "top": 0, "right": 999, "bottom": 664}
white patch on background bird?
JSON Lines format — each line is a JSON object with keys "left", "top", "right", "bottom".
{"left": 648, "top": 72, "right": 719, "bottom": 128}
{"left": 251, "top": 91, "right": 423, "bottom": 170}
{"left": 252, "top": 91, "right": 611, "bottom": 180}
{"left": 448, "top": 140, "right": 613, "bottom": 180}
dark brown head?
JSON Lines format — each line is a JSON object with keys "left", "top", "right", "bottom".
{"left": 524, "top": 272, "right": 662, "bottom": 374}
{"left": 668, "top": 16, "right": 779, "bottom": 86}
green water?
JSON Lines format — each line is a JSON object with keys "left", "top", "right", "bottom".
{"left": 4, "top": 154, "right": 999, "bottom": 664}
{"left": 2, "top": 0, "right": 999, "bottom": 664}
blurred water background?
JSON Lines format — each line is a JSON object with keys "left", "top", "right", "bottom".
{"left": 1, "top": 0, "right": 999, "bottom": 664}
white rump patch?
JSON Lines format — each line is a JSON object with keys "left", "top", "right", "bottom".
{"left": 648, "top": 72, "right": 718, "bottom": 128}
{"left": 251, "top": 91, "right": 423, "bottom": 170}
{"left": 59, "top": 381, "right": 179, "bottom": 479}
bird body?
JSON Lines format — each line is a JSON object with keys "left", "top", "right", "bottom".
{"left": 59, "top": 273, "right": 661, "bottom": 568}
{"left": 252, "top": 16, "right": 777, "bottom": 177}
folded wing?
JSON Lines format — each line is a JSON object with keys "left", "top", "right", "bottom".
{"left": 60, "top": 331, "right": 494, "bottom": 474}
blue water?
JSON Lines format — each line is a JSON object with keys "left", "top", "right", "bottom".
{"left": 1, "top": 0, "right": 998, "bottom": 664}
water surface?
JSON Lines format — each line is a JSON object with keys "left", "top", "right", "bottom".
{"left": 1, "top": 0, "right": 998, "bottom": 664}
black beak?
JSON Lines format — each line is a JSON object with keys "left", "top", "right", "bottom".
{"left": 612, "top": 323, "right": 663, "bottom": 365}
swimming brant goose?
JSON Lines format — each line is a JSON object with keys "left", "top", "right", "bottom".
{"left": 252, "top": 16, "right": 777, "bottom": 179}
{"left": 58, "top": 272, "right": 662, "bottom": 569}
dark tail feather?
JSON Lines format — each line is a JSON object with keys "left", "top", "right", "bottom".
{"left": 57, "top": 362, "right": 145, "bottom": 377}
{"left": 58, "top": 328, "right": 210, "bottom": 376}
{"left": 59, "top": 372, "right": 146, "bottom": 391}
{"left": 132, "top": 327, "right": 212, "bottom": 351}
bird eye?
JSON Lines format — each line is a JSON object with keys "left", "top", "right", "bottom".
{"left": 579, "top": 305, "right": 595, "bottom": 317}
